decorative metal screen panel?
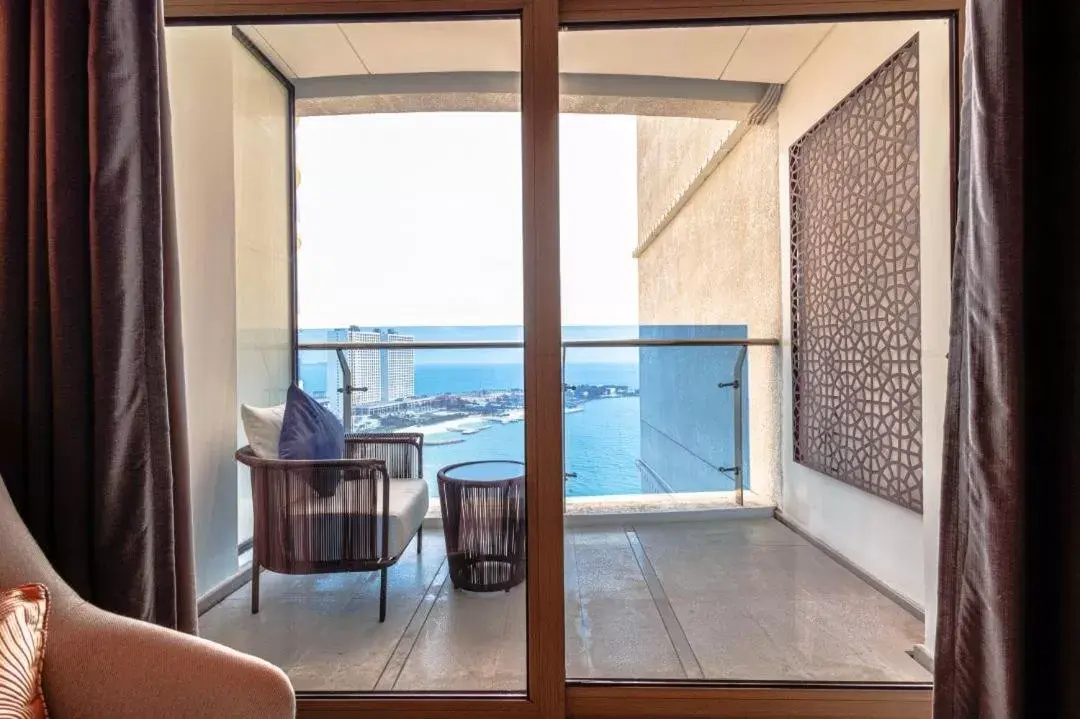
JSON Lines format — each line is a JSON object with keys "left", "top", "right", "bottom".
{"left": 790, "top": 36, "right": 923, "bottom": 513}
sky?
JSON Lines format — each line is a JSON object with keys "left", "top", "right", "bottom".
{"left": 295, "top": 112, "right": 639, "bottom": 329}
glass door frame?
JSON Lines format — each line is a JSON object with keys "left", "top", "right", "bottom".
{"left": 555, "top": 8, "right": 962, "bottom": 718}
{"left": 166, "top": 3, "right": 563, "bottom": 717}
{"left": 165, "top": 0, "right": 962, "bottom": 717}
{"left": 228, "top": 22, "right": 296, "bottom": 571}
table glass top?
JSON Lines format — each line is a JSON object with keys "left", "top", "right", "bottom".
{"left": 440, "top": 460, "right": 525, "bottom": 482}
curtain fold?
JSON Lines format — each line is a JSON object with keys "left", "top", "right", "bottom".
{"left": 936, "top": 1, "right": 1080, "bottom": 717}
{"left": 0, "top": 0, "right": 196, "bottom": 633}
{"left": 933, "top": 1, "right": 1023, "bottom": 712}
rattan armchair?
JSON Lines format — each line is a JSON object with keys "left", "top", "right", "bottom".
{"left": 236, "top": 432, "right": 427, "bottom": 622}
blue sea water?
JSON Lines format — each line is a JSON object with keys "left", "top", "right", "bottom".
{"left": 422, "top": 395, "right": 642, "bottom": 497}
{"left": 416, "top": 362, "right": 642, "bottom": 496}
{"left": 414, "top": 361, "right": 639, "bottom": 396}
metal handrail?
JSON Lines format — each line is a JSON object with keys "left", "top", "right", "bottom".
{"left": 721, "top": 346, "right": 748, "bottom": 506}
{"left": 298, "top": 337, "right": 779, "bottom": 351}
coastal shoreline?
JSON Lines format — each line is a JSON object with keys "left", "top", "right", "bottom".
{"left": 402, "top": 403, "right": 597, "bottom": 439}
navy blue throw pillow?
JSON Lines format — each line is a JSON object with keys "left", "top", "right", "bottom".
{"left": 279, "top": 384, "right": 345, "bottom": 497}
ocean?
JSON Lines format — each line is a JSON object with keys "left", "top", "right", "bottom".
{"left": 416, "top": 361, "right": 642, "bottom": 496}
{"left": 414, "top": 361, "right": 640, "bottom": 396}
{"left": 421, "top": 395, "right": 642, "bottom": 497}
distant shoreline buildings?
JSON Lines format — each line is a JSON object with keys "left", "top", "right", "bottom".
{"left": 299, "top": 326, "right": 415, "bottom": 417}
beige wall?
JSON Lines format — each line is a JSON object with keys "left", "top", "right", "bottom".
{"left": 167, "top": 27, "right": 240, "bottom": 596}
{"left": 232, "top": 41, "right": 293, "bottom": 545}
{"left": 168, "top": 28, "right": 293, "bottom": 596}
{"left": 776, "top": 20, "right": 952, "bottom": 651}
{"left": 636, "top": 116, "right": 737, "bottom": 244}
{"left": 636, "top": 118, "right": 782, "bottom": 501}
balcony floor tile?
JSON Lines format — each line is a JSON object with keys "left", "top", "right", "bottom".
{"left": 198, "top": 517, "right": 930, "bottom": 691}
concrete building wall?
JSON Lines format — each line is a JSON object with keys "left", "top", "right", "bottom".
{"left": 168, "top": 27, "right": 293, "bottom": 595}
{"left": 636, "top": 117, "right": 737, "bottom": 243}
{"left": 776, "top": 20, "right": 952, "bottom": 649}
{"left": 636, "top": 119, "right": 782, "bottom": 502}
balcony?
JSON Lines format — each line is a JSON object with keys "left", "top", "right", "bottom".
{"left": 200, "top": 336, "right": 930, "bottom": 691}
{"left": 202, "top": 516, "right": 927, "bottom": 690}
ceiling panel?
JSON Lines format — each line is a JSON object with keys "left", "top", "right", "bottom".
{"left": 720, "top": 24, "right": 833, "bottom": 83}
{"left": 340, "top": 20, "right": 520, "bottom": 75}
{"left": 244, "top": 21, "right": 834, "bottom": 85}
{"left": 559, "top": 27, "right": 745, "bottom": 79}
{"left": 253, "top": 23, "right": 368, "bottom": 78}
{"left": 237, "top": 26, "right": 297, "bottom": 78}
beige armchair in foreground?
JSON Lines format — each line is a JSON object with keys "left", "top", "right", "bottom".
{"left": 0, "top": 476, "right": 295, "bottom": 719}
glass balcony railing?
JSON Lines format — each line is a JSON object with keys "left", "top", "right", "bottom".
{"left": 563, "top": 341, "right": 750, "bottom": 504}
{"left": 296, "top": 329, "right": 779, "bottom": 507}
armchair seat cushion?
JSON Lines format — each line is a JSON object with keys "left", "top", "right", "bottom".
{"left": 287, "top": 479, "right": 429, "bottom": 561}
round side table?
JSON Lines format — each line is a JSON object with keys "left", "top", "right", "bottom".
{"left": 437, "top": 460, "right": 526, "bottom": 592}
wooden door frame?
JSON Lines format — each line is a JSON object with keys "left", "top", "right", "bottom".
{"left": 566, "top": 685, "right": 934, "bottom": 719}
{"left": 164, "top": 1, "right": 961, "bottom": 717}
{"left": 557, "top": 0, "right": 963, "bottom": 26}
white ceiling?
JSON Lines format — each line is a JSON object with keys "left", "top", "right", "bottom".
{"left": 242, "top": 21, "right": 833, "bottom": 85}
{"left": 559, "top": 26, "right": 746, "bottom": 79}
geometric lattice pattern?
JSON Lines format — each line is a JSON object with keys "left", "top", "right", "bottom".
{"left": 790, "top": 36, "right": 922, "bottom": 513}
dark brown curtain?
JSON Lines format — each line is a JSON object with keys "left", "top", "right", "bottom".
{"left": 935, "top": 1, "right": 1080, "bottom": 716}
{"left": 0, "top": 1, "right": 196, "bottom": 633}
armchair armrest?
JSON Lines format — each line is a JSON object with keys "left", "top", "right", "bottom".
{"left": 44, "top": 598, "right": 294, "bottom": 719}
{"left": 1, "top": 474, "right": 293, "bottom": 718}
{"left": 345, "top": 432, "right": 424, "bottom": 479}
{"left": 236, "top": 446, "right": 390, "bottom": 504}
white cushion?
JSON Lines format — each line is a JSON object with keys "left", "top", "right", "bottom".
{"left": 290, "top": 479, "right": 429, "bottom": 559}
{"left": 241, "top": 403, "right": 286, "bottom": 459}
{"left": 378, "top": 479, "right": 429, "bottom": 557}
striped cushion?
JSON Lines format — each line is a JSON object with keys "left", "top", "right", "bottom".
{"left": 0, "top": 584, "right": 49, "bottom": 719}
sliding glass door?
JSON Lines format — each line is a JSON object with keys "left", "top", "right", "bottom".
{"left": 166, "top": 7, "right": 563, "bottom": 714}
{"left": 166, "top": 1, "right": 957, "bottom": 716}
{"left": 286, "top": 19, "right": 527, "bottom": 690}
{"left": 556, "top": 16, "right": 951, "bottom": 685}
{"left": 232, "top": 28, "right": 294, "bottom": 569}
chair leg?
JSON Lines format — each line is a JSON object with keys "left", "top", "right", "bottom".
{"left": 379, "top": 568, "right": 388, "bottom": 623}
{"left": 417, "top": 525, "right": 423, "bottom": 554}
{"left": 251, "top": 562, "right": 260, "bottom": 614}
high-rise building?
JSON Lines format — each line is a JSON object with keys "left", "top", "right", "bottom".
{"left": 341, "top": 327, "right": 382, "bottom": 408}
{"left": 380, "top": 329, "right": 415, "bottom": 402}
{"left": 297, "top": 327, "right": 416, "bottom": 425}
